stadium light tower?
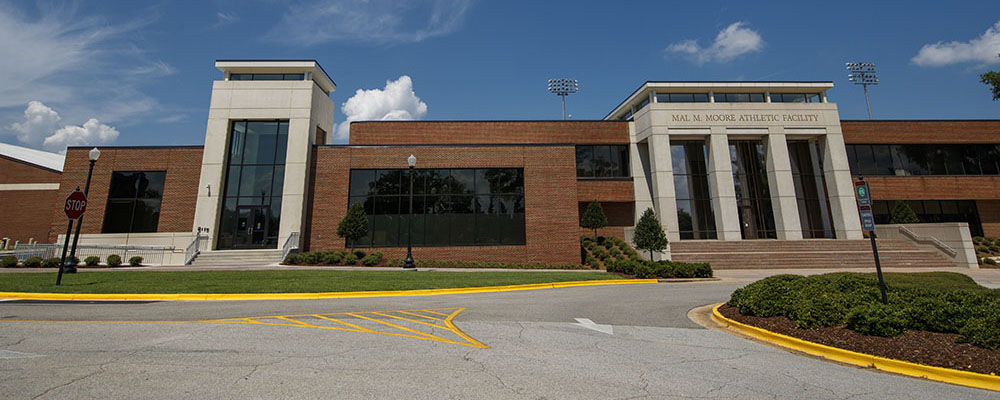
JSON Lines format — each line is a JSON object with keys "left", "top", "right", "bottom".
{"left": 548, "top": 78, "right": 578, "bottom": 120}
{"left": 846, "top": 62, "right": 879, "bottom": 120}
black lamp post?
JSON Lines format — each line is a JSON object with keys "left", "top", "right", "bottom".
{"left": 403, "top": 154, "right": 417, "bottom": 269}
{"left": 66, "top": 147, "right": 100, "bottom": 274}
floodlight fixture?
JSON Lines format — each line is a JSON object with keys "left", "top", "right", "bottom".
{"left": 845, "top": 62, "right": 879, "bottom": 119}
{"left": 548, "top": 78, "right": 579, "bottom": 120}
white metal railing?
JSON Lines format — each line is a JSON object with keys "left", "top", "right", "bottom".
{"left": 282, "top": 232, "right": 300, "bottom": 261}
{"left": 184, "top": 234, "right": 209, "bottom": 265}
{"left": 896, "top": 225, "right": 958, "bottom": 258}
{"left": 12, "top": 243, "right": 174, "bottom": 265}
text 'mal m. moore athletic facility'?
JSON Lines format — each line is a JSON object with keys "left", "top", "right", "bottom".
{"left": 4, "top": 59, "right": 1000, "bottom": 268}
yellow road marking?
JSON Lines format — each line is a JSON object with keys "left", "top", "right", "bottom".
{"left": 2, "top": 307, "right": 489, "bottom": 349}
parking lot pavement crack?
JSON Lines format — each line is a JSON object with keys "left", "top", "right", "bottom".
{"left": 617, "top": 370, "right": 652, "bottom": 400}
{"left": 462, "top": 350, "right": 522, "bottom": 396}
{"left": 30, "top": 370, "right": 103, "bottom": 400}
{"left": 1, "top": 336, "right": 28, "bottom": 347}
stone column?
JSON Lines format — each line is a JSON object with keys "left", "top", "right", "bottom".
{"left": 822, "top": 132, "right": 864, "bottom": 239}
{"left": 765, "top": 128, "right": 803, "bottom": 240}
{"left": 707, "top": 128, "right": 742, "bottom": 240}
{"left": 647, "top": 133, "right": 680, "bottom": 243}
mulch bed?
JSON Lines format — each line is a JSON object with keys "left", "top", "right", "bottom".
{"left": 719, "top": 304, "right": 1000, "bottom": 376}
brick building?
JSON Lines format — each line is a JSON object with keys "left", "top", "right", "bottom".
{"left": 0, "top": 143, "right": 63, "bottom": 246}
{"left": 29, "top": 60, "right": 1000, "bottom": 266}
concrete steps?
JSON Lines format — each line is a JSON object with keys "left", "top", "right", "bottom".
{"left": 189, "top": 249, "right": 284, "bottom": 266}
{"left": 670, "top": 239, "right": 957, "bottom": 269}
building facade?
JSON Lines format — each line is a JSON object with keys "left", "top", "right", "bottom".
{"left": 0, "top": 143, "right": 64, "bottom": 245}
{"left": 32, "top": 60, "right": 1000, "bottom": 266}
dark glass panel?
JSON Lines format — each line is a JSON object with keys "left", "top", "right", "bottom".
{"left": 274, "top": 121, "right": 288, "bottom": 165}
{"left": 854, "top": 145, "right": 877, "bottom": 176}
{"left": 749, "top": 93, "right": 765, "bottom": 102}
{"left": 101, "top": 200, "right": 135, "bottom": 233}
{"left": 673, "top": 93, "right": 694, "bottom": 102}
{"left": 283, "top": 74, "right": 305, "bottom": 80}
{"left": 871, "top": 145, "right": 893, "bottom": 176}
{"left": 616, "top": 146, "right": 630, "bottom": 175}
{"left": 242, "top": 121, "right": 278, "bottom": 165}
{"left": 228, "top": 121, "right": 246, "bottom": 165}
{"left": 593, "top": 146, "right": 612, "bottom": 177}
{"left": 475, "top": 196, "right": 500, "bottom": 244}
{"left": 138, "top": 172, "right": 165, "bottom": 199}
{"left": 374, "top": 170, "right": 402, "bottom": 195}
{"left": 252, "top": 74, "right": 284, "bottom": 80}
{"left": 692, "top": 93, "right": 709, "bottom": 102}
{"left": 655, "top": 93, "right": 670, "bottom": 103}
{"left": 350, "top": 170, "right": 375, "bottom": 196}
{"left": 784, "top": 93, "right": 806, "bottom": 103}
{"left": 676, "top": 200, "right": 693, "bottom": 233}
{"left": 805, "top": 94, "right": 820, "bottom": 103}
{"left": 271, "top": 166, "right": 285, "bottom": 196}
{"left": 426, "top": 169, "right": 449, "bottom": 194}
{"left": 225, "top": 166, "right": 241, "bottom": 198}
{"left": 129, "top": 199, "right": 161, "bottom": 233}
{"left": 449, "top": 169, "right": 475, "bottom": 194}
{"left": 217, "top": 198, "right": 238, "bottom": 249}
{"left": 576, "top": 146, "right": 594, "bottom": 177}
{"left": 942, "top": 146, "right": 965, "bottom": 175}
{"left": 230, "top": 74, "right": 251, "bottom": 81}
{"left": 928, "top": 148, "right": 948, "bottom": 175}
{"left": 107, "top": 171, "right": 139, "bottom": 199}
{"left": 268, "top": 199, "right": 282, "bottom": 240}
{"left": 238, "top": 165, "right": 274, "bottom": 198}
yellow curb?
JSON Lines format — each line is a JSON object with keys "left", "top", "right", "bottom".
{"left": 711, "top": 304, "right": 1000, "bottom": 393}
{"left": 0, "top": 279, "right": 657, "bottom": 302}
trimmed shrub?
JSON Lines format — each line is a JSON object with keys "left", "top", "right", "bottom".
{"left": 845, "top": 303, "right": 909, "bottom": 337}
{"left": 283, "top": 253, "right": 302, "bottom": 265}
{"left": 84, "top": 256, "right": 101, "bottom": 266}
{"left": 129, "top": 256, "right": 143, "bottom": 266}
{"left": 986, "top": 258, "right": 998, "bottom": 266}
{"left": 342, "top": 253, "right": 358, "bottom": 265}
{"left": 23, "top": 257, "right": 42, "bottom": 268}
{"left": 42, "top": 257, "right": 61, "bottom": 268}
{"left": 353, "top": 250, "right": 366, "bottom": 259}
{"left": 958, "top": 309, "right": 1000, "bottom": 349}
{"left": 322, "top": 251, "right": 345, "bottom": 265}
{"left": 1, "top": 256, "right": 17, "bottom": 268}
{"left": 580, "top": 202, "right": 608, "bottom": 241}
{"left": 107, "top": 254, "right": 122, "bottom": 267}
{"left": 584, "top": 255, "right": 599, "bottom": 269}
{"left": 67, "top": 256, "right": 79, "bottom": 266}
{"left": 361, "top": 252, "right": 383, "bottom": 266}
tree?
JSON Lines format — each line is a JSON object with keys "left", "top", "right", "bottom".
{"left": 633, "top": 208, "right": 668, "bottom": 260}
{"left": 580, "top": 201, "right": 608, "bottom": 241}
{"left": 889, "top": 201, "right": 920, "bottom": 224}
{"left": 337, "top": 202, "right": 369, "bottom": 251}
{"left": 981, "top": 54, "right": 1000, "bottom": 101}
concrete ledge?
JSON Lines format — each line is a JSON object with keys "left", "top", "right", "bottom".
{"left": 0, "top": 279, "right": 658, "bottom": 301}
{"left": 711, "top": 304, "right": 1000, "bottom": 392}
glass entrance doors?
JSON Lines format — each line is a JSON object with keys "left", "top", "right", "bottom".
{"left": 729, "top": 140, "right": 777, "bottom": 239}
{"left": 234, "top": 206, "right": 269, "bottom": 249}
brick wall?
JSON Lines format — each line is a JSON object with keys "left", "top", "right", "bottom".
{"left": 0, "top": 157, "right": 62, "bottom": 244}
{"left": 577, "top": 179, "right": 635, "bottom": 202}
{"left": 305, "top": 144, "right": 583, "bottom": 265}
{"left": 977, "top": 200, "right": 1000, "bottom": 238}
{"left": 866, "top": 176, "right": 1000, "bottom": 200}
{"left": 577, "top": 201, "right": 634, "bottom": 240}
{"left": 47, "top": 147, "right": 203, "bottom": 242}
{"left": 349, "top": 121, "right": 629, "bottom": 145}
{"left": 842, "top": 120, "right": 1000, "bottom": 144}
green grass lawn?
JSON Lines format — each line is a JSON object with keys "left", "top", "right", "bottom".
{"left": 0, "top": 270, "right": 620, "bottom": 294}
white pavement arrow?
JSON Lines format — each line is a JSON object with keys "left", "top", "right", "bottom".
{"left": 573, "top": 318, "right": 613, "bottom": 335}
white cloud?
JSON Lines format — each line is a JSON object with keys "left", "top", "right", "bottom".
{"left": 912, "top": 21, "right": 1000, "bottom": 67}
{"left": 44, "top": 119, "right": 119, "bottom": 151}
{"left": 266, "top": 0, "right": 472, "bottom": 46}
{"left": 335, "top": 76, "right": 428, "bottom": 141}
{"left": 215, "top": 11, "right": 239, "bottom": 27}
{"left": 666, "top": 22, "right": 764, "bottom": 64}
{"left": 8, "top": 101, "right": 119, "bottom": 152}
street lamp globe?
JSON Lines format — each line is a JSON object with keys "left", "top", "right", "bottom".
{"left": 89, "top": 147, "right": 101, "bottom": 161}
{"left": 407, "top": 154, "right": 416, "bottom": 168}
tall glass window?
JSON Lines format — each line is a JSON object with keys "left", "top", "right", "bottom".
{"left": 788, "top": 141, "right": 835, "bottom": 238}
{"left": 730, "top": 140, "right": 776, "bottom": 239}
{"left": 348, "top": 168, "right": 525, "bottom": 247}
{"left": 872, "top": 200, "right": 982, "bottom": 237}
{"left": 671, "top": 141, "right": 716, "bottom": 239}
{"left": 218, "top": 120, "right": 289, "bottom": 249}
{"left": 576, "top": 145, "right": 629, "bottom": 178}
{"left": 102, "top": 171, "right": 165, "bottom": 233}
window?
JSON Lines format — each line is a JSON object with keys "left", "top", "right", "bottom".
{"left": 348, "top": 168, "right": 525, "bottom": 247}
{"left": 846, "top": 144, "right": 1000, "bottom": 176}
{"left": 102, "top": 171, "right": 166, "bottom": 233}
{"left": 655, "top": 93, "right": 710, "bottom": 103}
{"left": 714, "top": 93, "right": 765, "bottom": 103}
{"left": 788, "top": 141, "right": 835, "bottom": 238}
{"left": 218, "top": 120, "right": 289, "bottom": 249}
{"left": 229, "top": 73, "right": 305, "bottom": 81}
{"left": 872, "top": 200, "right": 982, "bottom": 237}
{"left": 635, "top": 97, "right": 649, "bottom": 111}
{"left": 576, "top": 145, "right": 630, "bottom": 178}
{"left": 671, "top": 141, "right": 716, "bottom": 239}
{"left": 769, "top": 93, "right": 821, "bottom": 103}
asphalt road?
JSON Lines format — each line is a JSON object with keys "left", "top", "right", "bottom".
{"left": 2, "top": 276, "right": 998, "bottom": 399}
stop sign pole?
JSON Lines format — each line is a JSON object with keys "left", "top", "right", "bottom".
{"left": 57, "top": 187, "right": 87, "bottom": 285}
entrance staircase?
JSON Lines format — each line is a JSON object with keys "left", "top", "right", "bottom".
{"left": 188, "top": 249, "right": 285, "bottom": 267}
{"left": 669, "top": 239, "right": 956, "bottom": 269}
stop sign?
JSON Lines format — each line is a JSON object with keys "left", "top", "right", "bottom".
{"left": 64, "top": 190, "right": 87, "bottom": 219}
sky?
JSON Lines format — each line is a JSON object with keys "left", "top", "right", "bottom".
{"left": 2, "top": 0, "right": 1000, "bottom": 153}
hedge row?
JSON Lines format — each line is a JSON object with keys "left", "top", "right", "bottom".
{"left": 1, "top": 255, "right": 139, "bottom": 268}
{"left": 383, "top": 259, "right": 592, "bottom": 270}
{"left": 284, "top": 250, "right": 383, "bottom": 266}
{"left": 727, "top": 273, "right": 1000, "bottom": 350}
{"left": 605, "top": 259, "right": 712, "bottom": 279}
{"left": 580, "top": 236, "right": 641, "bottom": 269}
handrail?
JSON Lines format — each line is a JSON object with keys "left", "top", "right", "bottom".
{"left": 282, "top": 232, "right": 300, "bottom": 261}
{"left": 896, "top": 225, "right": 957, "bottom": 258}
{"left": 184, "top": 234, "right": 207, "bottom": 265}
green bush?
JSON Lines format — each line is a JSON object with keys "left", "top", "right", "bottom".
{"left": 129, "top": 256, "right": 143, "bottom": 266}
{"left": 23, "top": 257, "right": 42, "bottom": 268}
{"left": 958, "top": 309, "right": 1000, "bottom": 349}
{"left": 107, "top": 254, "right": 122, "bottom": 267}
{"left": 845, "top": 303, "right": 909, "bottom": 337}
{"left": 353, "top": 250, "right": 366, "bottom": 259}
{"left": 83, "top": 256, "right": 101, "bottom": 266}
{"left": 609, "top": 247, "right": 621, "bottom": 258}
{"left": 342, "top": 253, "right": 358, "bottom": 265}
{"left": 1, "top": 256, "right": 17, "bottom": 268}
{"left": 986, "top": 258, "right": 998, "bottom": 266}
{"left": 322, "top": 251, "right": 345, "bottom": 265}
{"left": 584, "top": 255, "right": 599, "bottom": 269}
{"left": 361, "top": 252, "right": 383, "bottom": 266}
{"left": 42, "top": 257, "right": 61, "bottom": 268}
{"left": 283, "top": 253, "right": 302, "bottom": 265}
